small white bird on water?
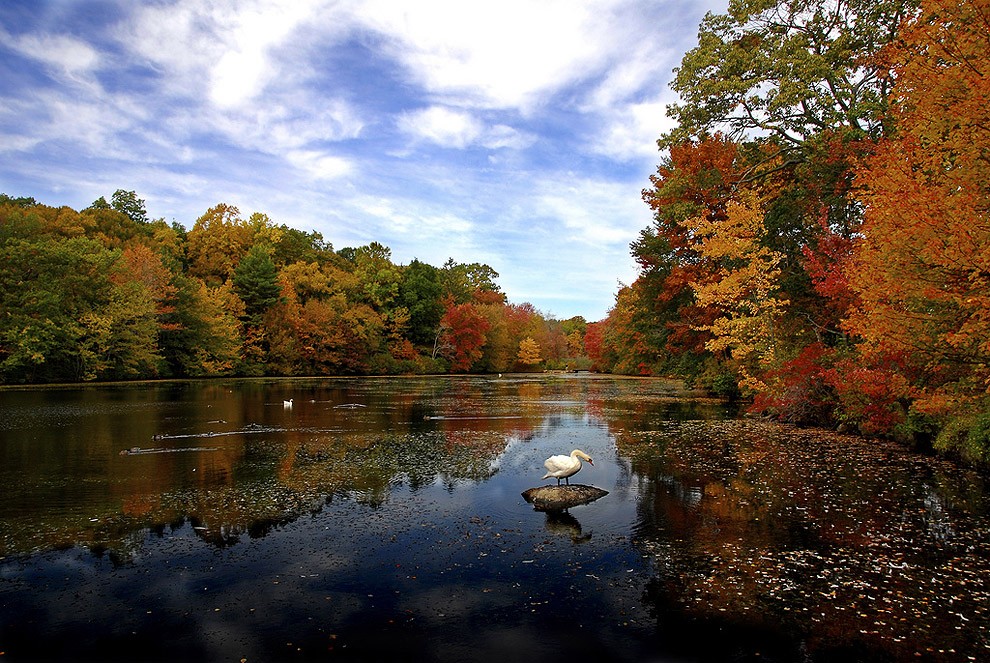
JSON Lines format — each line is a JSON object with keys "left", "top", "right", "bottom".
{"left": 542, "top": 449, "right": 594, "bottom": 485}
{"left": 283, "top": 399, "right": 293, "bottom": 408}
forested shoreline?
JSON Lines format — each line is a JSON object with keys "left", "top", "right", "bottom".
{"left": 0, "top": 191, "right": 592, "bottom": 386}
{"left": 3, "top": 0, "right": 989, "bottom": 463}
{"left": 590, "top": 0, "right": 990, "bottom": 463}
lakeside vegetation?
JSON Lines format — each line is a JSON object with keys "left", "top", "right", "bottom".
{"left": 590, "top": 0, "right": 990, "bottom": 462}
{"left": 0, "top": 192, "right": 591, "bottom": 384}
{"left": 2, "top": 0, "right": 988, "bottom": 462}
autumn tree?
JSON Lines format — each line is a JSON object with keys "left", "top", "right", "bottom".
{"left": 635, "top": 135, "right": 741, "bottom": 373}
{"left": 474, "top": 302, "right": 513, "bottom": 372}
{"left": 583, "top": 322, "right": 605, "bottom": 371}
{"left": 186, "top": 203, "right": 252, "bottom": 285}
{"left": 517, "top": 337, "right": 542, "bottom": 368}
{"left": 439, "top": 301, "right": 490, "bottom": 372}
{"left": 689, "top": 190, "right": 790, "bottom": 392}
{"left": 597, "top": 284, "right": 662, "bottom": 375}
{"left": 847, "top": 0, "right": 990, "bottom": 447}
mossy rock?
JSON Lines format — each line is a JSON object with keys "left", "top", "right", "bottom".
{"left": 521, "top": 484, "right": 608, "bottom": 512}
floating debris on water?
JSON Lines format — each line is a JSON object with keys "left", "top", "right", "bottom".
{"left": 120, "top": 446, "right": 220, "bottom": 455}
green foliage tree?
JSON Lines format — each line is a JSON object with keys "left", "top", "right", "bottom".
{"left": 0, "top": 230, "right": 117, "bottom": 382}
{"left": 110, "top": 189, "right": 148, "bottom": 224}
{"left": 232, "top": 245, "right": 282, "bottom": 327}
{"left": 0, "top": 194, "right": 38, "bottom": 207}
{"left": 399, "top": 259, "right": 444, "bottom": 346}
{"left": 158, "top": 275, "right": 241, "bottom": 377}
{"left": 440, "top": 259, "right": 504, "bottom": 304}
{"left": 664, "top": 0, "right": 913, "bottom": 151}
{"left": 353, "top": 242, "right": 402, "bottom": 311}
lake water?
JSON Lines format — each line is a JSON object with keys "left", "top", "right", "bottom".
{"left": 1, "top": 375, "right": 988, "bottom": 661}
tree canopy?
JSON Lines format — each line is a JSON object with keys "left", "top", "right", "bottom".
{"left": 0, "top": 196, "right": 588, "bottom": 383}
{"left": 600, "top": 0, "right": 990, "bottom": 462}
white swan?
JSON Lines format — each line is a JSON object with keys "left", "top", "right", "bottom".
{"left": 542, "top": 449, "right": 594, "bottom": 485}
{"left": 283, "top": 399, "right": 293, "bottom": 408}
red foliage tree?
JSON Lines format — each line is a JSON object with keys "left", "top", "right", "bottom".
{"left": 440, "top": 300, "right": 490, "bottom": 372}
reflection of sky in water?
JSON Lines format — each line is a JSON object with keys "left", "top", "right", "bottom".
{"left": 1, "top": 376, "right": 989, "bottom": 661}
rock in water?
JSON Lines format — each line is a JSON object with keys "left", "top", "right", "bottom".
{"left": 521, "top": 484, "right": 608, "bottom": 511}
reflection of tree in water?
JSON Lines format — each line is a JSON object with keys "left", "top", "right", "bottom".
{"left": 314, "top": 430, "right": 507, "bottom": 506}
{"left": 39, "top": 417, "right": 526, "bottom": 560}
{"left": 620, "top": 418, "right": 990, "bottom": 660}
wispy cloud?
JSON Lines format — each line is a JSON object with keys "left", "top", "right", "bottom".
{"left": 398, "top": 106, "right": 534, "bottom": 151}
{"left": 6, "top": 30, "right": 100, "bottom": 83}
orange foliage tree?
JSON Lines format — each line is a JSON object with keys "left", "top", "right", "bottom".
{"left": 848, "top": 0, "right": 990, "bottom": 419}
{"left": 633, "top": 135, "right": 741, "bottom": 368}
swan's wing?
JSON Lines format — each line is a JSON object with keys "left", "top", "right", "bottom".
{"left": 544, "top": 454, "right": 571, "bottom": 472}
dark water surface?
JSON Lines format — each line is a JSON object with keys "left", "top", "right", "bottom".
{"left": 1, "top": 375, "right": 988, "bottom": 661}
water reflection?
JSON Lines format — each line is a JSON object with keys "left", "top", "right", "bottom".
{"left": 1, "top": 376, "right": 988, "bottom": 662}
{"left": 619, "top": 419, "right": 990, "bottom": 660}
{"left": 0, "top": 379, "right": 515, "bottom": 556}
{"left": 542, "top": 510, "right": 593, "bottom": 544}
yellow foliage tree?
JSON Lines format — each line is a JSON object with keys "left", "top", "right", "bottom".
{"left": 688, "top": 190, "right": 789, "bottom": 392}
{"left": 517, "top": 336, "right": 542, "bottom": 367}
{"left": 186, "top": 203, "right": 252, "bottom": 286}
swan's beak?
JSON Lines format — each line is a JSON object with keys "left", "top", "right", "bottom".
{"left": 587, "top": 458, "right": 594, "bottom": 466}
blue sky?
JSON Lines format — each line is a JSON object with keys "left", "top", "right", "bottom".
{"left": 0, "top": 0, "right": 725, "bottom": 321}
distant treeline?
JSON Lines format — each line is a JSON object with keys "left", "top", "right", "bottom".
{"left": 588, "top": 0, "right": 990, "bottom": 462}
{"left": 0, "top": 191, "right": 591, "bottom": 383}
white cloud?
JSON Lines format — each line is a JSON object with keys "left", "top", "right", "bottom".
{"left": 399, "top": 106, "right": 482, "bottom": 149}
{"left": 123, "top": 0, "right": 327, "bottom": 109}
{"left": 535, "top": 174, "right": 654, "bottom": 247}
{"left": 353, "top": 196, "right": 473, "bottom": 237}
{"left": 350, "top": 0, "right": 623, "bottom": 110}
{"left": 206, "top": 1, "right": 324, "bottom": 109}
{"left": 397, "top": 106, "right": 535, "bottom": 151}
{"left": 201, "top": 97, "right": 365, "bottom": 157}
{"left": 5, "top": 30, "right": 100, "bottom": 83}
{"left": 482, "top": 124, "right": 535, "bottom": 150}
{"left": 286, "top": 150, "right": 353, "bottom": 180}
{"left": 591, "top": 97, "right": 674, "bottom": 162}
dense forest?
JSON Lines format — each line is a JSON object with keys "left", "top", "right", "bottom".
{"left": 590, "top": 0, "right": 990, "bottom": 461}
{"left": 0, "top": 191, "right": 591, "bottom": 384}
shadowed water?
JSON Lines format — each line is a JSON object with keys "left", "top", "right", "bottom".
{"left": 0, "top": 375, "right": 987, "bottom": 661}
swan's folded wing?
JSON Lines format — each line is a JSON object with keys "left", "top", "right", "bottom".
{"left": 543, "top": 454, "right": 570, "bottom": 472}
